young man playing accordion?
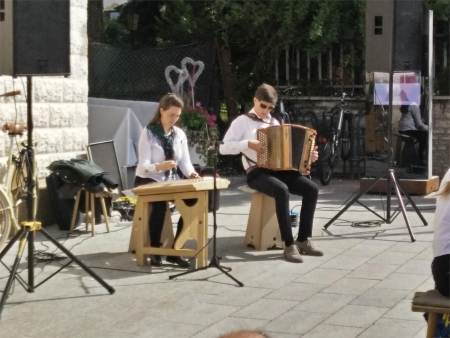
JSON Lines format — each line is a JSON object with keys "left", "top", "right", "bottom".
{"left": 220, "top": 83, "right": 323, "bottom": 263}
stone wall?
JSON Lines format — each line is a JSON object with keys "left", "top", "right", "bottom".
{"left": 0, "top": 0, "right": 88, "bottom": 182}
{"left": 431, "top": 97, "right": 450, "bottom": 177}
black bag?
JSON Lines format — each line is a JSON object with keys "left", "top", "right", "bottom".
{"left": 46, "top": 172, "right": 81, "bottom": 231}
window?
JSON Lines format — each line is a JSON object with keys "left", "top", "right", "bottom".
{"left": 0, "top": 0, "right": 4, "bottom": 22}
{"left": 374, "top": 16, "right": 383, "bottom": 35}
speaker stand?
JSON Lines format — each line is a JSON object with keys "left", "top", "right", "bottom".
{"left": 0, "top": 77, "right": 115, "bottom": 319}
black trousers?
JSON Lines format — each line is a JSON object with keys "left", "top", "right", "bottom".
{"left": 134, "top": 176, "right": 183, "bottom": 248}
{"left": 247, "top": 168, "right": 318, "bottom": 244}
{"left": 432, "top": 254, "right": 450, "bottom": 297}
{"left": 399, "top": 130, "right": 428, "bottom": 163}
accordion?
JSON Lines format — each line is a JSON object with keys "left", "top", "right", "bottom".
{"left": 257, "top": 124, "right": 317, "bottom": 174}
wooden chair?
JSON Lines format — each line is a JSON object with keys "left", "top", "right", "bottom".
{"left": 70, "top": 188, "right": 111, "bottom": 236}
{"left": 240, "top": 186, "right": 283, "bottom": 251}
{"left": 412, "top": 290, "right": 450, "bottom": 337}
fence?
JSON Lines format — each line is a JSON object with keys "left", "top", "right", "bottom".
{"left": 89, "top": 40, "right": 219, "bottom": 109}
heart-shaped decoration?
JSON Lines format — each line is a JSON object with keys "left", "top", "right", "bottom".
{"left": 181, "top": 57, "right": 205, "bottom": 88}
{"left": 165, "top": 65, "right": 189, "bottom": 95}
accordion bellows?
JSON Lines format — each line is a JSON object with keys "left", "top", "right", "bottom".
{"left": 257, "top": 124, "right": 317, "bottom": 174}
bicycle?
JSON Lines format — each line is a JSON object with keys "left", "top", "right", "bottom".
{"left": 316, "top": 92, "right": 353, "bottom": 186}
{"left": 0, "top": 93, "right": 39, "bottom": 250}
{"left": 272, "top": 87, "right": 301, "bottom": 124}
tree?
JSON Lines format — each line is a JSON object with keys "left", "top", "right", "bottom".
{"left": 101, "top": 0, "right": 366, "bottom": 122}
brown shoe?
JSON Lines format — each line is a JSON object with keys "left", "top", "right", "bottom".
{"left": 296, "top": 240, "right": 323, "bottom": 256}
{"left": 283, "top": 244, "right": 303, "bottom": 263}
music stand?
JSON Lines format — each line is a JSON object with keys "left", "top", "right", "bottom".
{"left": 169, "top": 141, "right": 244, "bottom": 287}
{"left": 323, "top": 1, "right": 428, "bottom": 241}
{"left": 0, "top": 77, "right": 115, "bottom": 318}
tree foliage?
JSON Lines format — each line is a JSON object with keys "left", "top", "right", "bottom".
{"left": 102, "top": 0, "right": 366, "bottom": 111}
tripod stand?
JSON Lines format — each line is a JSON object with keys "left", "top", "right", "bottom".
{"left": 169, "top": 142, "right": 243, "bottom": 287}
{"left": 323, "top": 167, "right": 427, "bottom": 242}
{"left": 0, "top": 77, "right": 115, "bottom": 318}
{"left": 323, "top": 1, "right": 428, "bottom": 241}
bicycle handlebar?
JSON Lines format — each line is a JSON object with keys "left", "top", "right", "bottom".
{"left": 0, "top": 91, "right": 21, "bottom": 97}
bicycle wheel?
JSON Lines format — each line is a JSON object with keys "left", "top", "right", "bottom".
{"left": 340, "top": 113, "right": 352, "bottom": 161}
{"left": 318, "top": 141, "right": 333, "bottom": 186}
{"left": 9, "top": 149, "right": 39, "bottom": 226}
{"left": 297, "top": 111, "right": 319, "bottom": 131}
{"left": 0, "top": 191, "right": 11, "bottom": 251}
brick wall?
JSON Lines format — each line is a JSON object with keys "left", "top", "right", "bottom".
{"left": 0, "top": 1, "right": 88, "bottom": 182}
{"left": 431, "top": 97, "right": 450, "bottom": 177}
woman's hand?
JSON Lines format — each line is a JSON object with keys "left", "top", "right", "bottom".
{"left": 189, "top": 172, "right": 200, "bottom": 179}
{"left": 312, "top": 146, "right": 319, "bottom": 163}
{"left": 156, "top": 160, "right": 177, "bottom": 172}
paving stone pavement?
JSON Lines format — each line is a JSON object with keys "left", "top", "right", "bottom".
{"left": 0, "top": 176, "right": 437, "bottom": 337}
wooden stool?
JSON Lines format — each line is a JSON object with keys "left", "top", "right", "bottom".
{"left": 70, "top": 188, "right": 110, "bottom": 236}
{"left": 245, "top": 191, "right": 283, "bottom": 250}
{"left": 412, "top": 290, "right": 450, "bottom": 337}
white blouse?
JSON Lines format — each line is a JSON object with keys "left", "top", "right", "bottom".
{"left": 433, "top": 168, "right": 450, "bottom": 258}
{"left": 219, "top": 108, "right": 279, "bottom": 170}
{"left": 135, "top": 126, "right": 195, "bottom": 182}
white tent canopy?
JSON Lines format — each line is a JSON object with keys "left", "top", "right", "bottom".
{"left": 88, "top": 98, "right": 159, "bottom": 189}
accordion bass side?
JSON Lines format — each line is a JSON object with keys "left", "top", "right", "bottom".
{"left": 257, "top": 124, "right": 317, "bottom": 174}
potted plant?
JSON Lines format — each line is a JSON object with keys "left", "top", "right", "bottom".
{"left": 179, "top": 102, "right": 219, "bottom": 166}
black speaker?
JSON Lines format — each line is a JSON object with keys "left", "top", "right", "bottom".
{"left": 0, "top": 0, "right": 70, "bottom": 76}
{"left": 366, "top": 0, "right": 424, "bottom": 73}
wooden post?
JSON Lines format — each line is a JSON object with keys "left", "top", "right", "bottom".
{"left": 329, "top": 48, "right": 333, "bottom": 86}
{"left": 275, "top": 53, "right": 279, "bottom": 87}
{"left": 285, "top": 47, "right": 290, "bottom": 85}
{"left": 340, "top": 43, "right": 344, "bottom": 92}
{"left": 444, "top": 42, "right": 447, "bottom": 68}
{"left": 351, "top": 43, "right": 355, "bottom": 94}
{"left": 307, "top": 49, "right": 311, "bottom": 81}
{"left": 318, "top": 53, "right": 322, "bottom": 80}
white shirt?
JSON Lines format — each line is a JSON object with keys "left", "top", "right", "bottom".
{"left": 433, "top": 168, "right": 450, "bottom": 257}
{"left": 219, "top": 108, "right": 279, "bottom": 170}
{"left": 135, "top": 126, "right": 195, "bottom": 181}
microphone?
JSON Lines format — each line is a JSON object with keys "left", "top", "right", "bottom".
{"left": 0, "top": 91, "right": 21, "bottom": 97}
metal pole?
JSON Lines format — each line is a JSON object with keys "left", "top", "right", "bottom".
{"left": 386, "top": 0, "right": 396, "bottom": 222}
{"left": 26, "top": 76, "right": 35, "bottom": 291}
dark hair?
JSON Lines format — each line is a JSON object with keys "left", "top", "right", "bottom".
{"left": 148, "top": 93, "right": 184, "bottom": 125}
{"left": 254, "top": 83, "right": 278, "bottom": 105}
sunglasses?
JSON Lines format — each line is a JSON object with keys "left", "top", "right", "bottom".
{"left": 258, "top": 100, "right": 275, "bottom": 111}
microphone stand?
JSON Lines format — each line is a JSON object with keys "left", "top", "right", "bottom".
{"left": 169, "top": 140, "right": 243, "bottom": 287}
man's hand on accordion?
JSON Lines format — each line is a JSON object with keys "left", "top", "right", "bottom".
{"left": 305, "top": 146, "right": 319, "bottom": 176}
{"left": 312, "top": 146, "right": 319, "bottom": 163}
{"left": 248, "top": 140, "right": 262, "bottom": 154}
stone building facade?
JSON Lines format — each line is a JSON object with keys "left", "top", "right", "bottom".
{"left": 0, "top": 0, "right": 88, "bottom": 182}
{"left": 431, "top": 97, "right": 450, "bottom": 177}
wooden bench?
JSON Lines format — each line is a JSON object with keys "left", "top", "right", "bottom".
{"left": 412, "top": 290, "right": 450, "bottom": 337}
{"left": 240, "top": 186, "right": 283, "bottom": 251}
